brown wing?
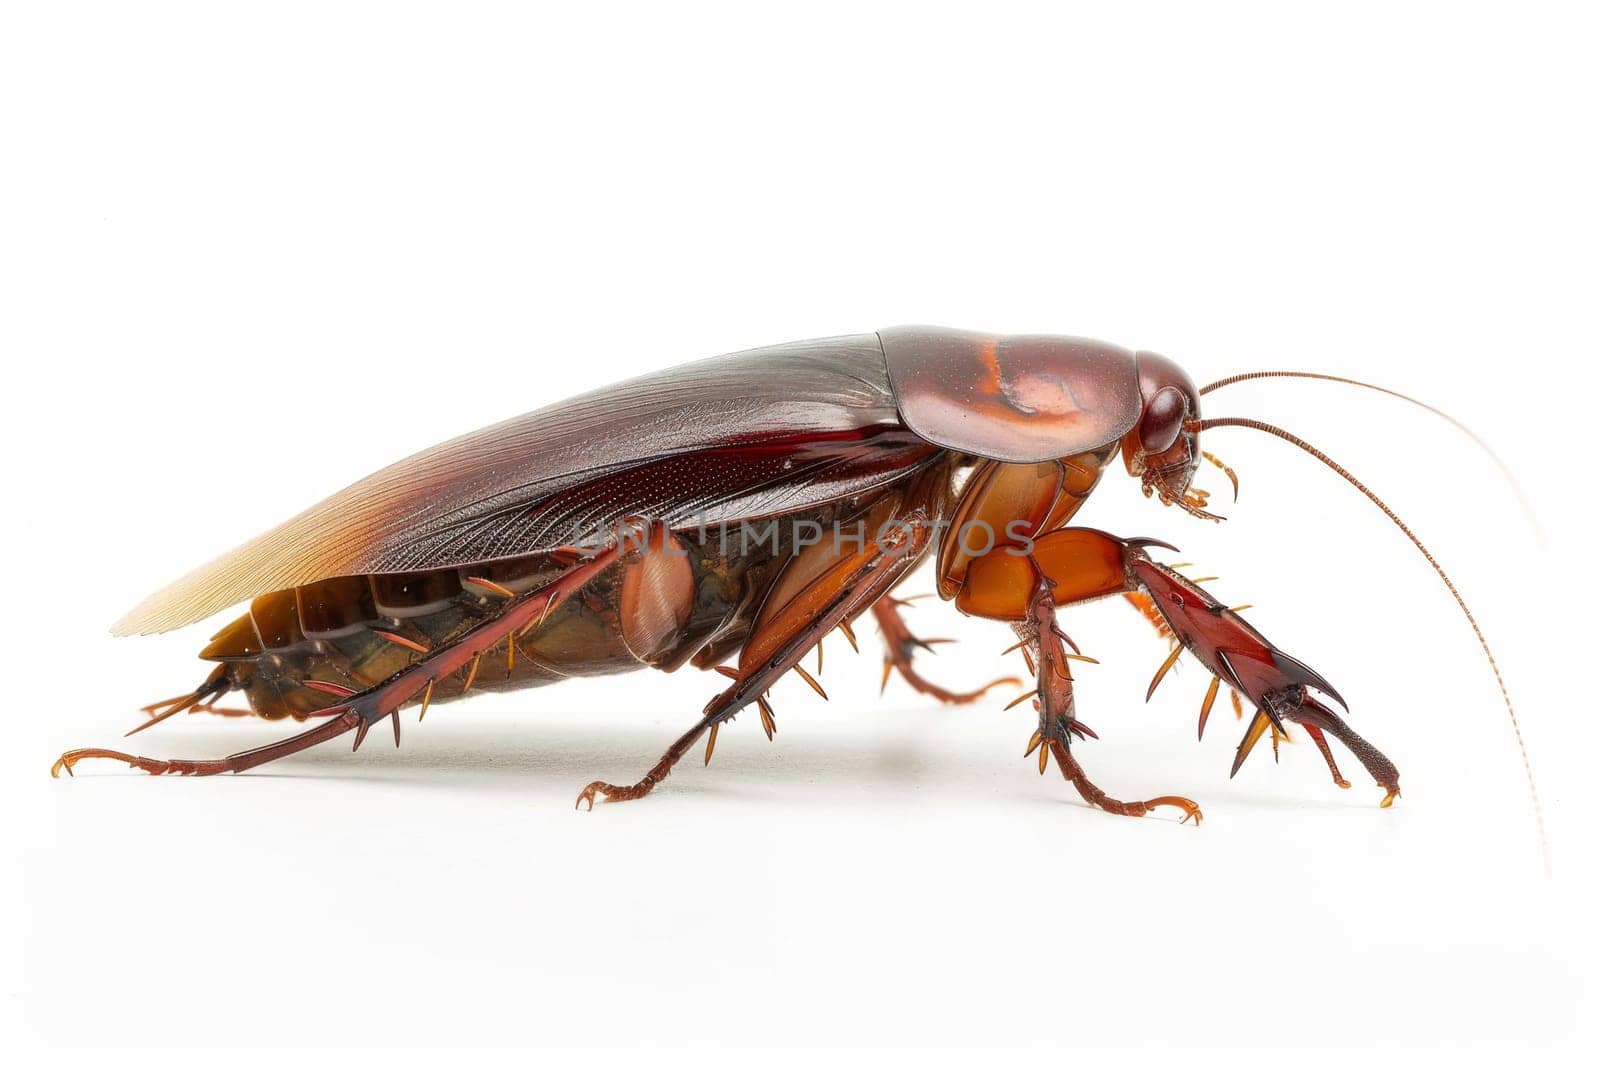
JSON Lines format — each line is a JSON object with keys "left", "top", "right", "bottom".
{"left": 116, "top": 334, "right": 936, "bottom": 635}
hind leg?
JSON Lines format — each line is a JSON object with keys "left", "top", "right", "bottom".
{"left": 53, "top": 531, "right": 635, "bottom": 778}
{"left": 53, "top": 713, "right": 361, "bottom": 777}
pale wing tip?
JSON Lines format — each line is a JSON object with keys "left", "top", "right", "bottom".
{"left": 111, "top": 596, "right": 189, "bottom": 637}
{"left": 110, "top": 610, "right": 170, "bottom": 637}
{"left": 110, "top": 574, "right": 241, "bottom": 637}
{"left": 106, "top": 487, "right": 374, "bottom": 638}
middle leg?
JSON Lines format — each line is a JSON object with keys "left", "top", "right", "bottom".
{"left": 576, "top": 511, "right": 937, "bottom": 807}
{"left": 872, "top": 596, "right": 1020, "bottom": 705}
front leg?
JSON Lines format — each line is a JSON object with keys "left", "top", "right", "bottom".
{"left": 1128, "top": 554, "right": 1402, "bottom": 805}
{"left": 1018, "top": 569, "right": 1202, "bottom": 824}
{"left": 959, "top": 527, "right": 1400, "bottom": 809}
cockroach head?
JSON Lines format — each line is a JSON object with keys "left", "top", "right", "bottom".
{"left": 1121, "top": 352, "right": 1214, "bottom": 520}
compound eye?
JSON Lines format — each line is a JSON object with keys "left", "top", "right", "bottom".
{"left": 1139, "top": 386, "right": 1187, "bottom": 453}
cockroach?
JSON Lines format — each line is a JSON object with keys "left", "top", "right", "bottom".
{"left": 52, "top": 326, "right": 1541, "bottom": 840}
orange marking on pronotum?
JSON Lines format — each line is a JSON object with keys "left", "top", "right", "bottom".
{"left": 976, "top": 338, "right": 1003, "bottom": 397}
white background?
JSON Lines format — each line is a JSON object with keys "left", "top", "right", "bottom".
{"left": 4, "top": 2, "right": 1595, "bottom": 1063}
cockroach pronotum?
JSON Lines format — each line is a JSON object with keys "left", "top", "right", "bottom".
{"left": 52, "top": 326, "right": 1542, "bottom": 843}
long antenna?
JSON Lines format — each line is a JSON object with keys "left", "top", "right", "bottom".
{"left": 1196, "top": 415, "right": 1549, "bottom": 871}
{"left": 1199, "top": 370, "right": 1539, "bottom": 534}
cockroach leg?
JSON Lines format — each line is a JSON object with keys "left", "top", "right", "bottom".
{"left": 1048, "top": 738, "right": 1202, "bottom": 824}
{"left": 1280, "top": 695, "right": 1398, "bottom": 805}
{"left": 1020, "top": 569, "right": 1202, "bottom": 824}
{"left": 54, "top": 532, "right": 634, "bottom": 779}
{"left": 1299, "top": 721, "right": 1352, "bottom": 790}
{"left": 53, "top": 712, "right": 362, "bottom": 778}
{"left": 966, "top": 526, "right": 1384, "bottom": 815}
{"left": 1128, "top": 552, "right": 1401, "bottom": 804}
{"left": 871, "top": 597, "right": 1020, "bottom": 704}
{"left": 577, "top": 512, "right": 936, "bottom": 808}
{"left": 574, "top": 705, "right": 714, "bottom": 806}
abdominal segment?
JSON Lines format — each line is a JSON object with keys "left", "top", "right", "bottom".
{"left": 192, "top": 499, "right": 886, "bottom": 720}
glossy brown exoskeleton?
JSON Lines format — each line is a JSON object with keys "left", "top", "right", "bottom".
{"left": 54, "top": 326, "right": 1536, "bottom": 827}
